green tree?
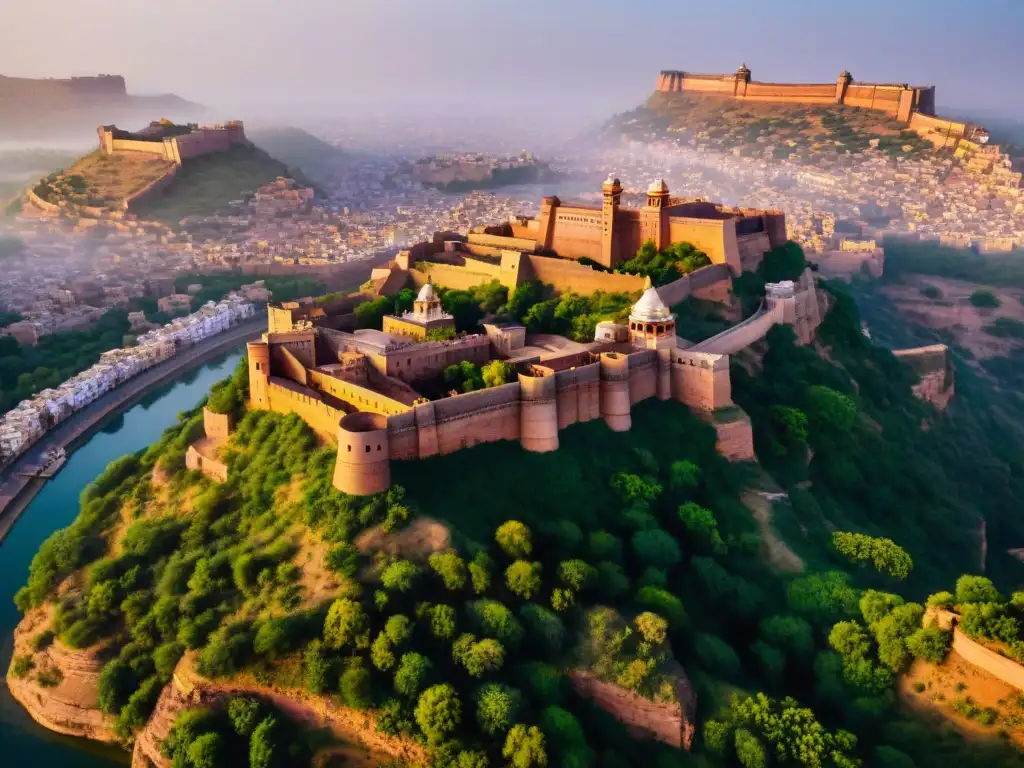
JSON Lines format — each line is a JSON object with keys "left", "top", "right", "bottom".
{"left": 611, "top": 472, "right": 662, "bottom": 504}
{"left": 955, "top": 575, "right": 1002, "bottom": 605}
{"left": 496, "top": 521, "right": 533, "bottom": 559}
{"left": 482, "top": 360, "right": 515, "bottom": 388}
{"left": 414, "top": 684, "right": 462, "bottom": 744}
{"left": 833, "top": 532, "right": 913, "bottom": 579}
{"left": 340, "top": 661, "right": 372, "bottom": 709}
{"left": 477, "top": 683, "right": 522, "bottom": 736}
{"left": 506, "top": 561, "right": 543, "bottom": 600}
{"left": 323, "top": 598, "right": 369, "bottom": 650}
{"left": 735, "top": 728, "right": 767, "bottom": 768}
{"left": 970, "top": 289, "right": 1000, "bottom": 309}
{"left": 759, "top": 615, "right": 814, "bottom": 660}
{"left": 186, "top": 732, "right": 223, "bottom": 768}
{"left": 429, "top": 551, "right": 468, "bottom": 591}
{"left": 228, "top": 696, "right": 263, "bottom": 737}
{"left": 429, "top": 604, "right": 457, "bottom": 640}
{"left": 787, "top": 571, "right": 858, "bottom": 624}
{"left": 395, "top": 652, "right": 433, "bottom": 698}
{"left": 668, "top": 459, "right": 701, "bottom": 494}
{"left": 631, "top": 529, "right": 682, "bottom": 571}
{"left": 371, "top": 632, "right": 396, "bottom": 672}
{"left": 503, "top": 724, "right": 548, "bottom": 768}
{"left": 829, "top": 621, "right": 872, "bottom": 662}
{"left": 519, "top": 604, "right": 565, "bottom": 653}
{"left": 381, "top": 559, "right": 420, "bottom": 593}
{"left": 249, "top": 716, "right": 280, "bottom": 768}
{"left": 557, "top": 559, "right": 596, "bottom": 592}
{"left": 906, "top": 626, "right": 951, "bottom": 663}
{"left": 469, "top": 552, "right": 493, "bottom": 594}
{"left": 677, "top": 502, "right": 726, "bottom": 553}
{"left": 805, "top": 385, "right": 859, "bottom": 434}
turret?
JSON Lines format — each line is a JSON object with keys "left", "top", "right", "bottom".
{"left": 247, "top": 341, "right": 271, "bottom": 409}
{"left": 599, "top": 352, "right": 631, "bottom": 432}
{"left": 600, "top": 176, "right": 623, "bottom": 268}
{"left": 333, "top": 412, "right": 391, "bottom": 496}
{"left": 519, "top": 367, "right": 559, "bottom": 453}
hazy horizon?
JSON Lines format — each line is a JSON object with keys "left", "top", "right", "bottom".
{"left": 2, "top": 0, "right": 1024, "bottom": 128}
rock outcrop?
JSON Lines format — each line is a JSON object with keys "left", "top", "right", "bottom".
{"left": 894, "top": 344, "right": 954, "bottom": 411}
{"left": 131, "top": 657, "right": 426, "bottom": 768}
{"left": 568, "top": 666, "right": 698, "bottom": 750}
{"left": 5, "top": 606, "right": 118, "bottom": 743}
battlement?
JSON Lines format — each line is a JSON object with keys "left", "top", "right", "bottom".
{"left": 656, "top": 66, "right": 935, "bottom": 122}
{"left": 96, "top": 120, "right": 249, "bottom": 166}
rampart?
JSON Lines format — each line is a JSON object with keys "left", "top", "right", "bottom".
{"left": 656, "top": 66, "right": 933, "bottom": 121}
{"left": 692, "top": 269, "right": 821, "bottom": 353}
{"left": 96, "top": 121, "right": 249, "bottom": 166}
{"left": 927, "top": 608, "right": 1024, "bottom": 692}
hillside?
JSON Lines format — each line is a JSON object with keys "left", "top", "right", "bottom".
{"left": 248, "top": 127, "right": 346, "bottom": 185}
{"left": 27, "top": 143, "right": 316, "bottom": 225}
{"left": 8, "top": 246, "right": 1024, "bottom": 768}
{"left": 605, "top": 91, "right": 936, "bottom": 163}
{"left": 130, "top": 144, "right": 316, "bottom": 224}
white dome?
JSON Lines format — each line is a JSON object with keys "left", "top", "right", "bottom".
{"left": 630, "top": 286, "right": 673, "bottom": 322}
{"left": 647, "top": 178, "right": 669, "bottom": 195}
{"left": 416, "top": 282, "right": 437, "bottom": 302}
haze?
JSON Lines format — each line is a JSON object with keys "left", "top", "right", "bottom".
{"left": 2, "top": 0, "right": 1023, "bottom": 126}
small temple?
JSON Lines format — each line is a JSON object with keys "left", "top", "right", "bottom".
{"left": 382, "top": 281, "right": 456, "bottom": 340}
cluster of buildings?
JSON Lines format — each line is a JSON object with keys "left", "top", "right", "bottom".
{"left": 0, "top": 293, "right": 256, "bottom": 466}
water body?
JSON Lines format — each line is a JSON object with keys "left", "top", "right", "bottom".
{"left": 0, "top": 348, "right": 244, "bottom": 767}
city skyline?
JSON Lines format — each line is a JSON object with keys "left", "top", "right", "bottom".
{"left": 2, "top": 0, "right": 1023, "bottom": 123}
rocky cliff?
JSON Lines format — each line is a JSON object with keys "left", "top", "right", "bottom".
{"left": 131, "top": 657, "right": 426, "bottom": 768}
{"left": 568, "top": 667, "right": 698, "bottom": 750}
{"left": 5, "top": 606, "right": 118, "bottom": 743}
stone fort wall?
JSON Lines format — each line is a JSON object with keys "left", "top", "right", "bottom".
{"left": 656, "top": 68, "right": 933, "bottom": 122}
{"left": 96, "top": 121, "right": 249, "bottom": 166}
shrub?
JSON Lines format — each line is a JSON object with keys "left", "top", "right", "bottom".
{"left": 906, "top": 626, "right": 951, "bottom": 663}
{"left": 969, "top": 289, "right": 1000, "bottom": 309}
{"left": 11, "top": 654, "right": 34, "bottom": 679}
{"left": 228, "top": 696, "right": 264, "bottom": 737}
{"left": 323, "top": 598, "right": 369, "bottom": 650}
{"left": 955, "top": 575, "right": 1002, "bottom": 605}
{"left": 339, "top": 661, "right": 372, "bottom": 709}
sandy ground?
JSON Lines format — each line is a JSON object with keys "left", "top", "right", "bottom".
{"left": 901, "top": 650, "right": 1024, "bottom": 747}
{"left": 880, "top": 275, "right": 1024, "bottom": 359}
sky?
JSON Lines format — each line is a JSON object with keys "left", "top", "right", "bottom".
{"left": 2, "top": 0, "right": 1023, "bottom": 123}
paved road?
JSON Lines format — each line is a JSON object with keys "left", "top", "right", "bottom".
{"left": 0, "top": 318, "right": 265, "bottom": 541}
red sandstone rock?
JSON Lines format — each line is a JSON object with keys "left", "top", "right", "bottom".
{"left": 568, "top": 667, "right": 698, "bottom": 751}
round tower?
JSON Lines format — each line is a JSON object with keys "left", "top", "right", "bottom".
{"left": 599, "top": 352, "right": 631, "bottom": 432}
{"left": 246, "top": 341, "right": 271, "bottom": 409}
{"left": 519, "top": 367, "right": 559, "bottom": 453}
{"left": 645, "top": 178, "right": 670, "bottom": 209}
{"left": 333, "top": 412, "right": 391, "bottom": 496}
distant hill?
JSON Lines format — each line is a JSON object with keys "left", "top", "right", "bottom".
{"left": 23, "top": 141, "right": 317, "bottom": 226}
{"left": 248, "top": 127, "right": 346, "bottom": 184}
{"left": 0, "top": 73, "right": 204, "bottom": 142}
{"left": 605, "top": 91, "right": 936, "bottom": 163}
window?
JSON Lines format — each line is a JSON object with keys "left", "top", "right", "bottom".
{"left": 365, "top": 445, "right": 371, "bottom": 453}
{"left": 347, "top": 445, "right": 352, "bottom": 452}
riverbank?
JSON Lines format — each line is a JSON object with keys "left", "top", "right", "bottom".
{"left": 0, "top": 317, "right": 265, "bottom": 543}
{"left": 1, "top": 349, "right": 247, "bottom": 768}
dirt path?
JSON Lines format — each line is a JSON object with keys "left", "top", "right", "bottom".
{"left": 741, "top": 490, "right": 805, "bottom": 574}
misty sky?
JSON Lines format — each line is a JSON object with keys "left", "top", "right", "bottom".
{"left": 2, "top": 0, "right": 1023, "bottom": 123}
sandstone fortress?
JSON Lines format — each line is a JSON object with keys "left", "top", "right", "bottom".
{"left": 656, "top": 64, "right": 991, "bottom": 150}
{"left": 97, "top": 120, "right": 250, "bottom": 165}
{"left": 0, "top": 73, "right": 127, "bottom": 100}
{"left": 511, "top": 177, "right": 786, "bottom": 271}
{"left": 218, "top": 185, "right": 831, "bottom": 497}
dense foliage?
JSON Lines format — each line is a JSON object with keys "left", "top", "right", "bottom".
{"left": 12, "top": 242, "right": 1024, "bottom": 767}
{"left": 615, "top": 240, "right": 711, "bottom": 286}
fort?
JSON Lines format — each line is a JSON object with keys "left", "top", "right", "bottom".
{"left": 230, "top": 212, "right": 826, "bottom": 496}
{"left": 96, "top": 120, "right": 250, "bottom": 166}
{"left": 655, "top": 65, "right": 990, "bottom": 149}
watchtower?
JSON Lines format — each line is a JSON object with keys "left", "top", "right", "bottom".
{"left": 600, "top": 176, "right": 622, "bottom": 268}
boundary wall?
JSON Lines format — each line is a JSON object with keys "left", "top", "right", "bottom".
{"left": 97, "top": 121, "right": 249, "bottom": 166}
{"left": 692, "top": 268, "right": 821, "bottom": 353}
{"left": 929, "top": 608, "right": 1024, "bottom": 691}
{"left": 656, "top": 68, "right": 932, "bottom": 121}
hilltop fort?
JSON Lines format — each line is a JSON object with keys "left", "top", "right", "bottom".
{"left": 97, "top": 120, "right": 250, "bottom": 165}
{"left": 655, "top": 64, "right": 990, "bottom": 151}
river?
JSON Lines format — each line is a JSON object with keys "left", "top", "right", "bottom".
{"left": 0, "top": 348, "right": 244, "bottom": 767}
